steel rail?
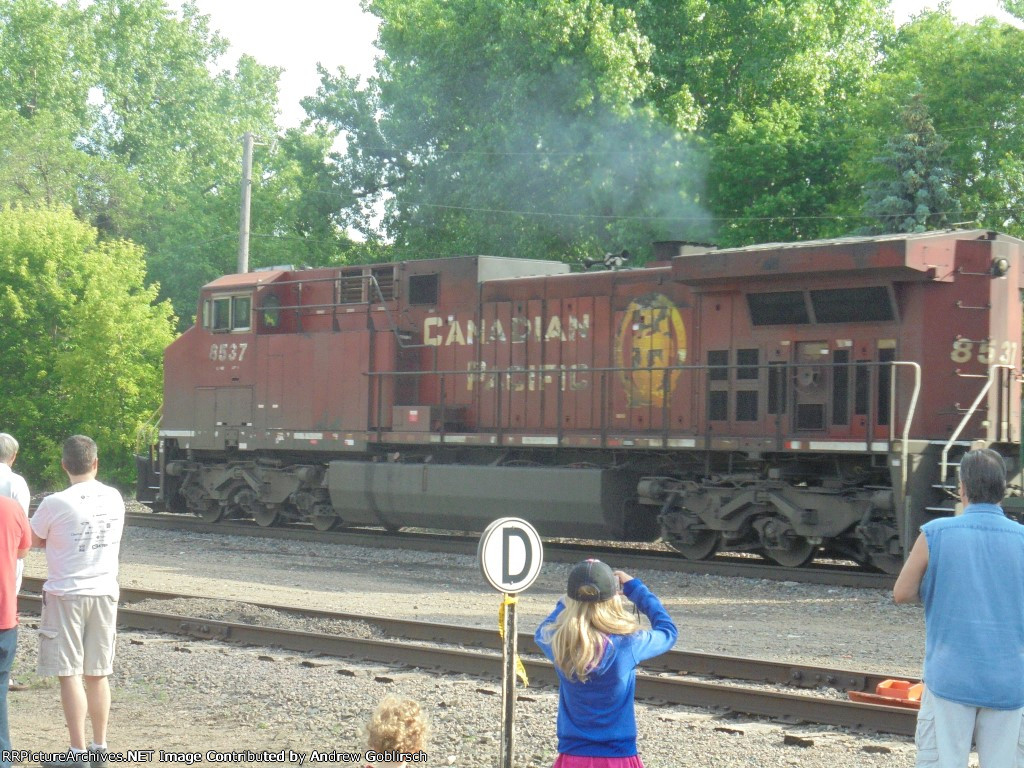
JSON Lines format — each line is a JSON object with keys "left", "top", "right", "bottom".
{"left": 16, "top": 592, "right": 916, "bottom": 736}
{"left": 124, "top": 513, "right": 896, "bottom": 590}
{"left": 21, "top": 577, "right": 905, "bottom": 692}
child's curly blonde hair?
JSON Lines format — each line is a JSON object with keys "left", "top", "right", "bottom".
{"left": 365, "top": 696, "right": 429, "bottom": 753}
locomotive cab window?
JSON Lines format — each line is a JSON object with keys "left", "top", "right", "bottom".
{"left": 207, "top": 294, "right": 252, "bottom": 332}
{"left": 260, "top": 294, "right": 281, "bottom": 330}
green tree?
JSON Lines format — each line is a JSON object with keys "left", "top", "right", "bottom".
{"left": 0, "top": 0, "right": 96, "bottom": 122}
{"left": 0, "top": 0, "right": 288, "bottom": 321}
{"left": 87, "top": 1, "right": 284, "bottom": 320}
{"left": 0, "top": 205, "right": 175, "bottom": 488}
{"left": 624, "top": 0, "right": 893, "bottom": 245}
{"left": 302, "top": 0, "right": 901, "bottom": 253}
{"left": 304, "top": 0, "right": 710, "bottom": 264}
{"left": 247, "top": 126, "right": 364, "bottom": 269}
{"left": 0, "top": 109, "right": 142, "bottom": 235}
{"left": 861, "top": 94, "right": 960, "bottom": 233}
{"left": 853, "top": 10, "right": 1024, "bottom": 237}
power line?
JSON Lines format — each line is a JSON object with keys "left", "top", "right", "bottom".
{"left": 293, "top": 190, "right": 1018, "bottom": 226}
{"left": 314, "top": 114, "right": 1023, "bottom": 159}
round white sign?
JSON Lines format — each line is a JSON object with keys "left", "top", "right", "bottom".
{"left": 478, "top": 517, "right": 544, "bottom": 593}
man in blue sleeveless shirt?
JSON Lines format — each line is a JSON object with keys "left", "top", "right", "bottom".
{"left": 894, "top": 448, "right": 1024, "bottom": 767}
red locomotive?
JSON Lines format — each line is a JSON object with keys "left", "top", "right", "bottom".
{"left": 140, "top": 229, "right": 1024, "bottom": 572}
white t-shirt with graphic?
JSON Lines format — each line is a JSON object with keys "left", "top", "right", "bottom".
{"left": 30, "top": 479, "right": 124, "bottom": 598}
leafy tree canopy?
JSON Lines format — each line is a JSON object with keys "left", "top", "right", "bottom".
{"left": 0, "top": 0, "right": 348, "bottom": 321}
{"left": 0, "top": 205, "right": 175, "bottom": 488}
{"left": 301, "top": 0, "right": 912, "bottom": 253}
{"left": 853, "top": 9, "right": 1024, "bottom": 237}
{"left": 304, "top": 0, "right": 712, "bottom": 264}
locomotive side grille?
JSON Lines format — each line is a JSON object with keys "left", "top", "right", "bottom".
{"left": 338, "top": 271, "right": 365, "bottom": 303}
{"left": 372, "top": 266, "right": 395, "bottom": 300}
{"left": 796, "top": 403, "right": 825, "bottom": 430}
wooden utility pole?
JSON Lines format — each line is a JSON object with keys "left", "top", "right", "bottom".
{"left": 238, "top": 131, "right": 255, "bottom": 274}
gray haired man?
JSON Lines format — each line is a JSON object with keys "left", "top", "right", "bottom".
{"left": 0, "top": 434, "right": 30, "bottom": 595}
{"left": 0, "top": 434, "right": 29, "bottom": 692}
{"left": 894, "top": 448, "right": 1024, "bottom": 766}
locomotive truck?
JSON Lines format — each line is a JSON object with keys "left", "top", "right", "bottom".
{"left": 138, "top": 229, "right": 1024, "bottom": 573}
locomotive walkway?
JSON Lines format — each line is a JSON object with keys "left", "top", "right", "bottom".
{"left": 20, "top": 577, "right": 916, "bottom": 736}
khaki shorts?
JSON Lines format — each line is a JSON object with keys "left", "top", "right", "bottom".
{"left": 38, "top": 593, "right": 117, "bottom": 677}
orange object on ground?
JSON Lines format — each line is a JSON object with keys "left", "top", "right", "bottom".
{"left": 876, "top": 679, "right": 924, "bottom": 701}
{"left": 848, "top": 679, "right": 923, "bottom": 709}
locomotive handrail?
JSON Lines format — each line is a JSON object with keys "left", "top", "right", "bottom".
{"left": 888, "top": 361, "right": 921, "bottom": 500}
{"left": 365, "top": 360, "right": 922, "bottom": 377}
{"left": 367, "top": 359, "right": 922, "bottom": 455}
{"left": 940, "top": 364, "right": 1015, "bottom": 484}
{"left": 253, "top": 272, "right": 426, "bottom": 350}
{"left": 135, "top": 404, "right": 163, "bottom": 454}
{"left": 366, "top": 273, "right": 427, "bottom": 351}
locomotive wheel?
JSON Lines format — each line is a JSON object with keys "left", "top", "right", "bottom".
{"left": 310, "top": 514, "right": 340, "bottom": 532}
{"left": 667, "top": 530, "right": 720, "bottom": 561}
{"left": 252, "top": 504, "right": 280, "bottom": 528}
{"left": 868, "top": 552, "right": 904, "bottom": 575}
{"left": 764, "top": 537, "right": 816, "bottom": 568}
{"left": 197, "top": 504, "right": 223, "bottom": 524}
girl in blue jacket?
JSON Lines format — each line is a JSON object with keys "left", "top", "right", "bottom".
{"left": 535, "top": 559, "right": 678, "bottom": 768}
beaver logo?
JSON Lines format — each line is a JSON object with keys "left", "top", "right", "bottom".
{"left": 615, "top": 294, "right": 687, "bottom": 407}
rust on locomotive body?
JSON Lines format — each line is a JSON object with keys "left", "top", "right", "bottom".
{"left": 143, "top": 231, "right": 1024, "bottom": 572}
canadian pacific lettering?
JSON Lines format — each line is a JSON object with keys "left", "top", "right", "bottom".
{"left": 465, "top": 361, "right": 590, "bottom": 391}
{"left": 423, "top": 313, "right": 590, "bottom": 347}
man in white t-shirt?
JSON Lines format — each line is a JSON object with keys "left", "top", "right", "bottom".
{"left": 31, "top": 436, "right": 124, "bottom": 767}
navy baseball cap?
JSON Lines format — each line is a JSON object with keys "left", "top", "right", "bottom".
{"left": 567, "top": 559, "right": 618, "bottom": 603}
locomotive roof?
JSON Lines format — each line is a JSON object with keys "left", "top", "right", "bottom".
{"left": 203, "top": 269, "right": 288, "bottom": 290}
{"left": 696, "top": 228, "right": 1017, "bottom": 254}
{"left": 202, "top": 255, "right": 568, "bottom": 291}
{"left": 671, "top": 228, "right": 1021, "bottom": 286}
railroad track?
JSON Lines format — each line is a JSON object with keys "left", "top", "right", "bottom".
{"left": 19, "top": 577, "right": 917, "bottom": 736}
{"left": 125, "top": 512, "right": 896, "bottom": 590}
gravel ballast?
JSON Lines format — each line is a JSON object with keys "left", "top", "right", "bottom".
{"left": 9, "top": 520, "right": 930, "bottom": 767}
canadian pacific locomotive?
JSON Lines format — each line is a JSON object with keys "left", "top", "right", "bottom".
{"left": 139, "top": 230, "right": 1024, "bottom": 572}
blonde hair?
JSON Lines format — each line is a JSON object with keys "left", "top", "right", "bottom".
{"left": 365, "top": 696, "right": 429, "bottom": 754}
{"left": 544, "top": 595, "right": 640, "bottom": 682}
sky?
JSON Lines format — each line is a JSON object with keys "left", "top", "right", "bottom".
{"left": 174, "top": 0, "right": 1020, "bottom": 129}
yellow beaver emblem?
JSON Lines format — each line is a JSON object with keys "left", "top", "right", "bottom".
{"left": 614, "top": 294, "right": 687, "bottom": 407}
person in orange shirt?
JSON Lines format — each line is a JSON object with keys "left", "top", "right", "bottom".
{"left": 0, "top": 494, "right": 32, "bottom": 768}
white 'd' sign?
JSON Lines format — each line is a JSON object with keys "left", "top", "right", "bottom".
{"left": 478, "top": 517, "right": 544, "bottom": 593}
